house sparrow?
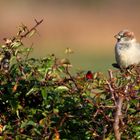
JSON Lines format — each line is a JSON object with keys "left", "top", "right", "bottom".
{"left": 114, "top": 29, "right": 140, "bottom": 69}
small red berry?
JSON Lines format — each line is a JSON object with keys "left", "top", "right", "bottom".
{"left": 86, "top": 71, "right": 93, "bottom": 80}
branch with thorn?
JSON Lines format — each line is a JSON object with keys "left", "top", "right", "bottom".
{"left": 18, "top": 19, "right": 43, "bottom": 40}
{"left": 106, "top": 69, "right": 126, "bottom": 140}
{"left": 3, "top": 19, "right": 43, "bottom": 45}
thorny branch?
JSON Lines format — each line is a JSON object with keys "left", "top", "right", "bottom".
{"left": 113, "top": 95, "right": 124, "bottom": 140}
{"left": 2, "top": 19, "right": 43, "bottom": 51}
{"left": 65, "top": 65, "right": 81, "bottom": 91}
{"left": 106, "top": 80, "right": 117, "bottom": 106}
{"left": 106, "top": 70, "right": 117, "bottom": 106}
{"left": 18, "top": 19, "right": 43, "bottom": 40}
{"left": 107, "top": 70, "right": 130, "bottom": 140}
{"left": 3, "top": 19, "right": 43, "bottom": 47}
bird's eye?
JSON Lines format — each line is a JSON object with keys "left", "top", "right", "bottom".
{"left": 120, "top": 34, "right": 124, "bottom": 38}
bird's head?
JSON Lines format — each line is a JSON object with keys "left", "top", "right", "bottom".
{"left": 114, "top": 29, "right": 136, "bottom": 43}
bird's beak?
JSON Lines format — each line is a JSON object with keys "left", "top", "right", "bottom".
{"left": 114, "top": 34, "right": 121, "bottom": 40}
{"left": 114, "top": 34, "right": 120, "bottom": 39}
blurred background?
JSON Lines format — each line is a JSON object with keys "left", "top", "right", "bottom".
{"left": 0, "top": 0, "right": 140, "bottom": 72}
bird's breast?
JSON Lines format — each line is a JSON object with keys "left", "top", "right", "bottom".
{"left": 115, "top": 43, "right": 140, "bottom": 68}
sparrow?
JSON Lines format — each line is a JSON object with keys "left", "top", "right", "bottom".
{"left": 114, "top": 29, "right": 140, "bottom": 69}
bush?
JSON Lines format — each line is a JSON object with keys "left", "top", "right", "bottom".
{"left": 0, "top": 20, "right": 140, "bottom": 140}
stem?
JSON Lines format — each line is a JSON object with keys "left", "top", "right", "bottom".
{"left": 106, "top": 80, "right": 117, "bottom": 106}
{"left": 19, "top": 19, "right": 43, "bottom": 40}
{"left": 113, "top": 96, "right": 124, "bottom": 140}
{"left": 65, "top": 65, "right": 80, "bottom": 91}
{"left": 107, "top": 70, "right": 117, "bottom": 106}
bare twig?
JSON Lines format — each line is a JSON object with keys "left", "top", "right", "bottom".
{"left": 113, "top": 95, "right": 124, "bottom": 140}
{"left": 60, "top": 114, "right": 68, "bottom": 127}
{"left": 48, "top": 113, "right": 68, "bottom": 140}
{"left": 18, "top": 19, "right": 43, "bottom": 40}
{"left": 108, "top": 69, "right": 114, "bottom": 80}
{"left": 103, "top": 125, "right": 108, "bottom": 140}
{"left": 25, "top": 43, "right": 34, "bottom": 60}
{"left": 106, "top": 80, "right": 117, "bottom": 106}
{"left": 107, "top": 69, "right": 126, "bottom": 140}
{"left": 65, "top": 65, "right": 80, "bottom": 91}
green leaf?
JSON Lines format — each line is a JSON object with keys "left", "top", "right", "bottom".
{"left": 11, "top": 41, "right": 22, "bottom": 48}
{"left": 55, "top": 86, "right": 69, "bottom": 92}
{"left": 27, "top": 120, "right": 36, "bottom": 126}
{"left": 128, "top": 108, "right": 136, "bottom": 113}
{"left": 100, "top": 94, "right": 106, "bottom": 100}
{"left": 130, "top": 99, "right": 139, "bottom": 106}
{"left": 133, "top": 126, "right": 140, "bottom": 132}
{"left": 33, "top": 128, "right": 41, "bottom": 135}
{"left": 28, "top": 29, "right": 36, "bottom": 38}
{"left": 136, "top": 132, "right": 140, "bottom": 138}
{"left": 9, "top": 99, "right": 19, "bottom": 111}
{"left": 53, "top": 108, "right": 59, "bottom": 113}
{"left": 21, "top": 120, "right": 36, "bottom": 128}
{"left": 41, "top": 87, "right": 47, "bottom": 100}
{"left": 26, "top": 87, "right": 39, "bottom": 96}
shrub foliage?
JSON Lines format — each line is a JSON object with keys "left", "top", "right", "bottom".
{"left": 0, "top": 20, "right": 140, "bottom": 140}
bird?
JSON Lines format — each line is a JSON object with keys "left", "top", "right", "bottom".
{"left": 114, "top": 29, "right": 140, "bottom": 69}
